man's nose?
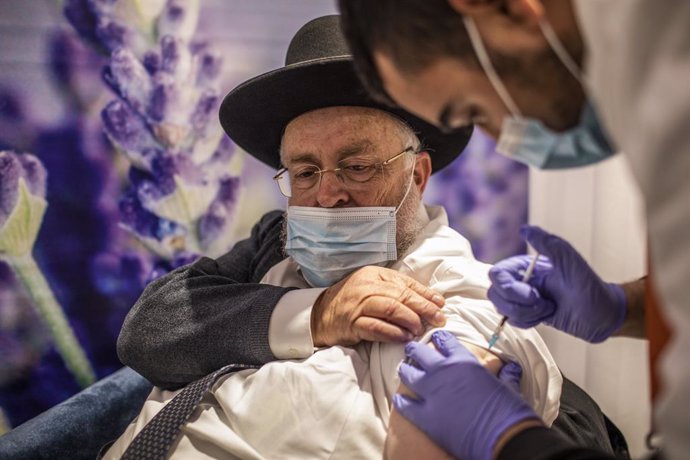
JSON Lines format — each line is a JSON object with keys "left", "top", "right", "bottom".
{"left": 315, "top": 171, "right": 350, "bottom": 207}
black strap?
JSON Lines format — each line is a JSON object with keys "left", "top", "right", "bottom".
{"left": 119, "top": 364, "right": 259, "bottom": 460}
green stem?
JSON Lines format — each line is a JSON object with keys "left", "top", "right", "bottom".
{"left": 0, "top": 407, "right": 10, "bottom": 435}
{"left": 6, "top": 254, "right": 96, "bottom": 388}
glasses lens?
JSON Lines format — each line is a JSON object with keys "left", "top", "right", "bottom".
{"left": 340, "top": 163, "right": 378, "bottom": 184}
{"left": 290, "top": 166, "right": 320, "bottom": 191}
{"left": 274, "top": 171, "right": 292, "bottom": 197}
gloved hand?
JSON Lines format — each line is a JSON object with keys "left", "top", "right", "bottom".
{"left": 487, "top": 225, "right": 627, "bottom": 343}
{"left": 394, "top": 330, "right": 539, "bottom": 460}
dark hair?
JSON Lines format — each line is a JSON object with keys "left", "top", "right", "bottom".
{"left": 338, "top": 0, "right": 477, "bottom": 105}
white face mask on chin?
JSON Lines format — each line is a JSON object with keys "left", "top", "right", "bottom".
{"left": 462, "top": 16, "right": 615, "bottom": 169}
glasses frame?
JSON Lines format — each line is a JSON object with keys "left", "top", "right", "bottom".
{"left": 273, "top": 146, "right": 416, "bottom": 198}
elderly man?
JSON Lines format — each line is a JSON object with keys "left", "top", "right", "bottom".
{"left": 110, "top": 15, "right": 616, "bottom": 460}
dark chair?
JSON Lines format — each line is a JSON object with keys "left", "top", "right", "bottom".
{"left": 0, "top": 367, "right": 152, "bottom": 460}
{"left": 554, "top": 375, "right": 630, "bottom": 459}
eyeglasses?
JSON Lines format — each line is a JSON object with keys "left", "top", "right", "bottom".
{"left": 273, "top": 146, "right": 416, "bottom": 198}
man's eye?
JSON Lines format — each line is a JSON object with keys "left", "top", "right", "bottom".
{"left": 344, "top": 164, "right": 371, "bottom": 173}
{"left": 293, "top": 169, "right": 316, "bottom": 179}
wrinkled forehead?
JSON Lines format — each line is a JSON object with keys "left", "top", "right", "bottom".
{"left": 281, "top": 106, "right": 411, "bottom": 163}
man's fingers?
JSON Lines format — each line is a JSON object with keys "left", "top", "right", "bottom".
{"left": 381, "top": 269, "right": 445, "bottom": 307}
{"left": 361, "top": 296, "right": 431, "bottom": 336}
{"left": 353, "top": 316, "right": 414, "bottom": 342}
{"left": 399, "top": 286, "right": 447, "bottom": 327}
{"left": 351, "top": 267, "right": 446, "bottom": 327}
{"left": 404, "top": 276, "right": 446, "bottom": 307}
{"left": 398, "top": 289, "right": 446, "bottom": 328}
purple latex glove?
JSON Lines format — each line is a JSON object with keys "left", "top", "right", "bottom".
{"left": 394, "top": 330, "right": 538, "bottom": 460}
{"left": 487, "top": 225, "right": 627, "bottom": 343}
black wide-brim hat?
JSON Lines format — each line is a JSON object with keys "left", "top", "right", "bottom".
{"left": 219, "top": 15, "right": 472, "bottom": 172}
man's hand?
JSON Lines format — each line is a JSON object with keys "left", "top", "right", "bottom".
{"left": 311, "top": 266, "right": 446, "bottom": 347}
{"left": 487, "top": 225, "right": 628, "bottom": 343}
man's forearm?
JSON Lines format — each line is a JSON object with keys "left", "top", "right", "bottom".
{"left": 117, "top": 210, "right": 290, "bottom": 389}
{"left": 613, "top": 277, "right": 646, "bottom": 339}
{"left": 117, "top": 262, "right": 292, "bottom": 389}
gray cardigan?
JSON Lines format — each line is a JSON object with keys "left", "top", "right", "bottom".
{"left": 117, "top": 210, "right": 293, "bottom": 389}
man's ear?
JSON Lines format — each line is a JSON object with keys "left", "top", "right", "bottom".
{"left": 414, "top": 152, "right": 433, "bottom": 195}
{"left": 447, "top": 0, "right": 544, "bottom": 25}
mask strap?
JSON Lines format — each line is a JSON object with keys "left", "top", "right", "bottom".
{"left": 538, "top": 19, "right": 584, "bottom": 85}
{"left": 395, "top": 157, "right": 417, "bottom": 214}
{"left": 462, "top": 16, "right": 523, "bottom": 117}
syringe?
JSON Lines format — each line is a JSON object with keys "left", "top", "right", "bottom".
{"left": 487, "top": 251, "right": 540, "bottom": 350}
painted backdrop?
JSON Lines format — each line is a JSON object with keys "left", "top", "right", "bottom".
{"left": 0, "top": 0, "right": 527, "bottom": 431}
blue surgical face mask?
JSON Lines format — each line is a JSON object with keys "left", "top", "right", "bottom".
{"left": 285, "top": 165, "right": 414, "bottom": 287}
{"left": 462, "top": 17, "right": 616, "bottom": 169}
{"left": 496, "top": 101, "right": 613, "bottom": 169}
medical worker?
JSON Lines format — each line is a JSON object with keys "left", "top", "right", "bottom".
{"left": 338, "top": 0, "right": 690, "bottom": 459}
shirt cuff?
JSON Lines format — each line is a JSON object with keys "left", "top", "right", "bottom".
{"left": 268, "top": 288, "right": 325, "bottom": 359}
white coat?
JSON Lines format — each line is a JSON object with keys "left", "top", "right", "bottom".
{"left": 575, "top": 1, "right": 690, "bottom": 458}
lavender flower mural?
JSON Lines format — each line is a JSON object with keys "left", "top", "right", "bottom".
{"left": 66, "top": 0, "right": 242, "bottom": 266}
{"left": 0, "top": 30, "right": 130, "bottom": 426}
{"left": 0, "top": 151, "right": 96, "bottom": 388}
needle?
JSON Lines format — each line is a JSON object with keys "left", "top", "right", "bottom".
{"left": 487, "top": 251, "right": 540, "bottom": 350}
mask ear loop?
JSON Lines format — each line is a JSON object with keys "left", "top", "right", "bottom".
{"left": 394, "top": 152, "right": 418, "bottom": 214}
{"left": 538, "top": 19, "right": 584, "bottom": 85}
{"left": 462, "top": 17, "right": 523, "bottom": 118}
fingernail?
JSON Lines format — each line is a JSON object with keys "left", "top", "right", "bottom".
{"left": 432, "top": 311, "right": 446, "bottom": 326}
{"left": 432, "top": 294, "right": 445, "bottom": 305}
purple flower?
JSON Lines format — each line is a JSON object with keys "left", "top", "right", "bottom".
{"left": 104, "top": 47, "right": 152, "bottom": 113}
{"left": 147, "top": 250, "right": 199, "bottom": 283}
{"left": 65, "top": 0, "right": 168, "bottom": 57}
{"left": 0, "top": 152, "right": 47, "bottom": 256}
{"left": 0, "top": 88, "right": 35, "bottom": 153}
{"left": 128, "top": 154, "right": 217, "bottom": 226}
{"left": 159, "top": 36, "right": 192, "bottom": 78}
{"left": 67, "top": 0, "right": 242, "bottom": 263}
{"left": 118, "top": 190, "right": 185, "bottom": 249}
{"left": 90, "top": 251, "right": 151, "bottom": 309}
{"left": 194, "top": 45, "right": 222, "bottom": 87}
{"left": 190, "top": 89, "right": 219, "bottom": 133}
{"left": 63, "top": 0, "right": 102, "bottom": 51}
{"left": 101, "top": 100, "right": 161, "bottom": 169}
{"left": 199, "top": 176, "right": 240, "bottom": 250}
{"left": 158, "top": 0, "right": 200, "bottom": 41}
{"left": 48, "top": 30, "right": 106, "bottom": 108}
